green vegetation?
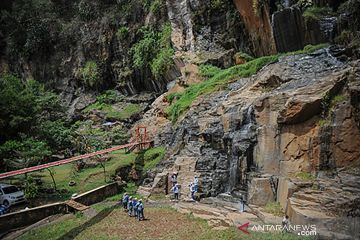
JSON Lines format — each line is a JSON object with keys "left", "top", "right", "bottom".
{"left": 167, "top": 55, "right": 278, "bottom": 122}
{"left": 199, "top": 64, "right": 221, "bottom": 78}
{"left": 143, "top": 146, "right": 166, "bottom": 171}
{"left": 131, "top": 23, "right": 174, "bottom": 80}
{"left": 116, "top": 26, "right": 129, "bottom": 40}
{"left": 210, "top": 0, "right": 226, "bottom": 10}
{"left": 0, "top": 74, "right": 72, "bottom": 172}
{"left": 96, "top": 90, "right": 124, "bottom": 104}
{"left": 167, "top": 44, "right": 329, "bottom": 122}
{"left": 80, "top": 61, "right": 100, "bottom": 88}
{"left": 294, "top": 172, "right": 316, "bottom": 181}
{"left": 234, "top": 52, "right": 254, "bottom": 62}
{"left": 25, "top": 150, "right": 137, "bottom": 200}
{"left": 19, "top": 212, "right": 87, "bottom": 240}
{"left": 303, "top": 6, "right": 332, "bottom": 20}
{"left": 264, "top": 202, "right": 284, "bottom": 217}
{"left": 165, "top": 91, "right": 184, "bottom": 104}
{"left": 84, "top": 102, "right": 142, "bottom": 121}
{"left": 320, "top": 93, "right": 346, "bottom": 125}
{"left": 24, "top": 176, "right": 39, "bottom": 199}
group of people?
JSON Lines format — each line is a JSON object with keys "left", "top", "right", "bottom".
{"left": 121, "top": 193, "right": 145, "bottom": 221}
{"left": 170, "top": 172, "right": 199, "bottom": 201}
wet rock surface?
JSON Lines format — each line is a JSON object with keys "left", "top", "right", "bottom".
{"left": 143, "top": 49, "right": 360, "bottom": 238}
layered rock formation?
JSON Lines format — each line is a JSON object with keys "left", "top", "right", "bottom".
{"left": 139, "top": 49, "right": 360, "bottom": 238}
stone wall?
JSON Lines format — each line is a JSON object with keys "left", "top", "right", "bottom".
{"left": 0, "top": 202, "right": 67, "bottom": 233}
{"left": 73, "top": 182, "right": 125, "bottom": 206}
{"left": 0, "top": 182, "right": 125, "bottom": 234}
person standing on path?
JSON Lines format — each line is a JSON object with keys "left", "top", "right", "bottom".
{"left": 189, "top": 183, "right": 195, "bottom": 200}
{"left": 133, "top": 198, "right": 138, "bottom": 218}
{"left": 171, "top": 172, "right": 178, "bottom": 187}
{"left": 239, "top": 194, "right": 245, "bottom": 212}
{"left": 171, "top": 184, "right": 180, "bottom": 200}
{"left": 128, "top": 196, "right": 133, "bottom": 216}
{"left": 122, "top": 192, "right": 129, "bottom": 210}
{"left": 193, "top": 176, "right": 199, "bottom": 193}
{"left": 137, "top": 199, "right": 145, "bottom": 221}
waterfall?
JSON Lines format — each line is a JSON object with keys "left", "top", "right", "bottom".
{"left": 227, "top": 106, "right": 257, "bottom": 193}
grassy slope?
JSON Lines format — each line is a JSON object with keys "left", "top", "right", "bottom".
{"left": 143, "top": 146, "right": 165, "bottom": 171}
{"left": 30, "top": 150, "right": 137, "bottom": 200}
{"left": 19, "top": 204, "right": 312, "bottom": 240}
{"left": 84, "top": 102, "right": 142, "bottom": 121}
{"left": 167, "top": 44, "right": 328, "bottom": 122}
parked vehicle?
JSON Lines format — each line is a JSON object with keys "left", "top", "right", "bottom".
{"left": 0, "top": 184, "right": 26, "bottom": 207}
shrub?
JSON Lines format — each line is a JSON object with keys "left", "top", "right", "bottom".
{"left": 143, "top": 146, "right": 165, "bottom": 171}
{"left": 199, "top": 65, "right": 221, "bottom": 78}
{"left": 96, "top": 90, "right": 123, "bottom": 104}
{"left": 234, "top": 52, "right": 254, "bottom": 62}
{"left": 149, "top": 0, "right": 164, "bottom": 14}
{"left": 210, "top": 0, "right": 225, "bottom": 9}
{"left": 24, "top": 176, "right": 39, "bottom": 199}
{"left": 116, "top": 26, "right": 129, "bottom": 40}
{"left": 131, "top": 23, "right": 174, "bottom": 80}
{"left": 80, "top": 61, "right": 100, "bottom": 87}
{"left": 302, "top": 6, "right": 332, "bottom": 20}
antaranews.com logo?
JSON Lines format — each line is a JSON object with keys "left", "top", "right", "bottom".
{"left": 238, "top": 222, "right": 317, "bottom": 236}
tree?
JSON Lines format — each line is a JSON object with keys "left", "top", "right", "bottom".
{"left": 47, "top": 168, "right": 57, "bottom": 191}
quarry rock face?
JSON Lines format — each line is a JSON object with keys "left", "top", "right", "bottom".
{"left": 233, "top": 0, "right": 277, "bottom": 56}
{"left": 145, "top": 50, "right": 360, "bottom": 238}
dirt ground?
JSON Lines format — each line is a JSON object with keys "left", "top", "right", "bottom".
{"left": 73, "top": 207, "right": 225, "bottom": 240}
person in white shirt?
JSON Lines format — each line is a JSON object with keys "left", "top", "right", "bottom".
{"left": 171, "top": 184, "right": 180, "bottom": 200}
{"left": 193, "top": 176, "right": 199, "bottom": 192}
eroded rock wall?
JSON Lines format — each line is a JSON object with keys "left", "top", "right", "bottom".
{"left": 143, "top": 49, "right": 360, "bottom": 237}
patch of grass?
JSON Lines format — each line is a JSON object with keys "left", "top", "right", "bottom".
{"left": 116, "top": 26, "right": 129, "bottom": 40}
{"left": 318, "top": 119, "right": 328, "bottom": 127}
{"left": 264, "top": 201, "right": 284, "bottom": 217}
{"left": 20, "top": 205, "right": 314, "bottom": 240}
{"left": 166, "top": 55, "right": 278, "bottom": 122}
{"left": 165, "top": 92, "right": 184, "bottom": 103}
{"left": 106, "top": 103, "right": 142, "bottom": 120}
{"left": 18, "top": 214, "right": 86, "bottom": 240}
{"left": 234, "top": 52, "right": 254, "bottom": 62}
{"left": 80, "top": 61, "right": 100, "bottom": 88}
{"left": 166, "top": 44, "right": 328, "bottom": 122}
{"left": 83, "top": 102, "right": 142, "bottom": 121}
{"left": 332, "top": 95, "right": 345, "bottom": 106}
{"left": 294, "top": 172, "right": 316, "bottom": 181}
{"left": 199, "top": 64, "right": 221, "bottom": 78}
{"left": 303, "top": 6, "right": 332, "bottom": 20}
{"left": 143, "top": 146, "right": 165, "bottom": 171}
{"left": 30, "top": 150, "right": 137, "bottom": 200}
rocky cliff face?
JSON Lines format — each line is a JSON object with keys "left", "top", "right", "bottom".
{"left": 0, "top": 0, "right": 254, "bottom": 114}
{"left": 139, "top": 48, "right": 360, "bottom": 238}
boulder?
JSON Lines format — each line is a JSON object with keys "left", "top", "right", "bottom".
{"left": 248, "top": 178, "right": 276, "bottom": 206}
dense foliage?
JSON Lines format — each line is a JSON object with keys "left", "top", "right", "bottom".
{"left": 0, "top": 74, "right": 71, "bottom": 171}
{"left": 80, "top": 61, "right": 100, "bottom": 88}
{"left": 131, "top": 23, "right": 174, "bottom": 80}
